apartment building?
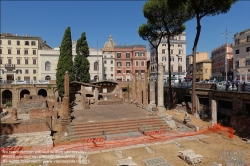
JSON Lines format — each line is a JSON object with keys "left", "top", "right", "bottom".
{"left": 232, "top": 28, "right": 250, "bottom": 81}
{"left": 40, "top": 41, "right": 103, "bottom": 82}
{"left": 211, "top": 43, "right": 233, "bottom": 81}
{"left": 150, "top": 32, "right": 187, "bottom": 82}
{"left": 188, "top": 59, "right": 212, "bottom": 81}
{"left": 186, "top": 52, "right": 209, "bottom": 80}
{"left": 0, "top": 33, "right": 50, "bottom": 83}
{"left": 114, "top": 45, "right": 147, "bottom": 81}
{"left": 102, "top": 35, "right": 116, "bottom": 81}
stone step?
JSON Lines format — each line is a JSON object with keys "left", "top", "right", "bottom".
{"left": 71, "top": 117, "right": 164, "bottom": 127}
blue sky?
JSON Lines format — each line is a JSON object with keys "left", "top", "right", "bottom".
{"left": 1, "top": 1, "right": 250, "bottom": 56}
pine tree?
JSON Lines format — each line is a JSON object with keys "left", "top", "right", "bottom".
{"left": 56, "top": 27, "right": 74, "bottom": 97}
{"left": 73, "top": 32, "right": 90, "bottom": 83}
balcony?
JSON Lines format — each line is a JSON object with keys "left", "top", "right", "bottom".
{"left": 5, "top": 64, "right": 15, "bottom": 69}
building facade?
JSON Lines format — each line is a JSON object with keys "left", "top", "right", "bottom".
{"left": 232, "top": 28, "right": 250, "bottom": 81}
{"left": 186, "top": 52, "right": 210, "bottom": 80}
{"left": 114, "top": 45, "right": 147, "bottom": 81}
{"left": 211, "top": 43, "right": 233, "bottom": 81}
{"left": 102, "top": 35, "right": 116, "bottom": 81}
{"left": 0, "top": 33, "right": 51, "bottom": 84}
{"left": 188, "top": 59, "right": 212, "bottom": 81}
{"left": 150, "top": 32, "right": 187, "bottom": 82}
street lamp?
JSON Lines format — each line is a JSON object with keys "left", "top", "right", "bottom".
{"left": 222, "top": 29, "right": 231, "bottom": 81}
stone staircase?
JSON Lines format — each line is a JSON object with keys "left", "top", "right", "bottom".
{"left": 69, "top": 117, "right": 170, "bottom": 142}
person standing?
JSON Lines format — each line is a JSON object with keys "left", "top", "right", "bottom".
{"left": 226, "top": 80, "right": 229, "bottom": 91}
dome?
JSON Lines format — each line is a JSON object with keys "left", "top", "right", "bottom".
{"left": 104, "top": 34, "right": 116, "bottom": 48}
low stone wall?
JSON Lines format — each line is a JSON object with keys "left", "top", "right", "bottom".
{"left": 230, "top": 116, "right": 250, "bottom": 136}
{"left": 0, "top": 120, "right": 51, "bottom": 135}
{"left": 98, "top": 100, "right": 123, "bottom": 105}
{"left": 17, "top": 100, "right": 47, "bottom": 113}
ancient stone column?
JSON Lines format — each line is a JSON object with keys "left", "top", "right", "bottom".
{"left": 149, "top": 81, "right": 156, "bottom": 106}
{"left": 158, "top": 63, "right": 164, "bottom": 107}
{"left": 132, "top": 74, "right": 136, "bottom": 102}
{"left": 143, "top": 72, "right": 148, "bottom": 106}
{"left": 137, "top": 73, "right": 142, "bottom": 105}
{"left": 64, "top": 71, "right": 69, "bottom": 98}
{"left": 157, "top": 63, "right": 166, "bottom": 115}
{"left": 211, "top": 100, "right": 217, "bottom": 126}
{"left": 93, "top": 87, "right": 99, "bottom": 102}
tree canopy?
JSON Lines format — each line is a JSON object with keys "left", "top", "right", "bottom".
{"left": 73, "top": 32, "right": 90, "bottom": 83}
{"left": 56, "top": 27, "right": 74, "bottom": 97}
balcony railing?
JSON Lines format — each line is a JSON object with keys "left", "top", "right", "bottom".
{"left": 5, "top": 64, "right": 15, "bottom": 68}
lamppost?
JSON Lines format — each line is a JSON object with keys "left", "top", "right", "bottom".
{"left": 222, "top": 29, "right": 231, "bottom": 81}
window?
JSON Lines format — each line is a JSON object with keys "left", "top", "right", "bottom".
{"left": 162, "top": 49, "right": 166, "bottom": 54}
{"left": 17, "top": 76, "right": 21, "bottom": 80}
{"left": 104, "top": 67, "right": 107, "bottom": 71}
{"left": 135, "top": 70, "right": 139, "bottom": 73}
{"left": 135, "top": 52, "right": 139, "bottom": 56}
{"left": 170, "top": 44, "right": 174, "bottom": 47}
{"left": 162, "top": 44, "right": 166, "bottom": 47}
{"left": 104, "top": 60, "right": 107, "bottom": 64}
{"left": 136, "top": 61, "right": 139, "bottom": 66}
{"left": 126, "top": 62, "right": 130, "bottom": 67}
{"left": 246, "top": 47, "right": 250, "bottom": 52}
{"left": 247, "top": 36, "right": 250, "bottom": 42}
{"left": 8, "top": 49, "right": 11, "bottom": 54}
{"left": 111, "top": 60, "right": 113, "bottom": 64}
{"left": 235, "top": 61, "right": 239, "bottom": 68}
{"left": 178, "top": 66, "right": 182, "bottom": 72}
{"left": 140, "top": 52, "right": 144, "bottom": 56}
{"left": 170, "top": 56, "right": 174, "bottom": 61}
{"left": 141, "top": 61, "right": 144, "bottom": 66}
{"left": 117, "top": 53, "right": 121, "bottom": 58}
{"left": 33, "top": 69, "right": 36, "bottom": 74}
{"left": 94, "top": 62, "right": 99, "bottom": 71}
{"left": 45, "top": 75, "right": 51, "bottom": 80}
{"left": 0, "top": 49, "right": 2, "bottom": 54}
{"left": 246, "top": 60, "right": 250, "bottom": 66}
{"left": 170, "top": 49, "right": 173, "bottom": 54}
{"left": 178, "top": 57, "right": 182, "bottom": 62}
{"left": 117, "top": 62, "right": 121, "bottom": 67}
{"left": 205, "top": 69, "right": 208, "bottom": 74}
{"left": 0, "top": 70, "right": 4, "bottom": 74}
{"left": 33, "top": 50, "right": 36, "bottom": 55}
{"left": 31, "top": 41, "right": 36, "bottom": 46}
{"left": 33, "top": 76, "right": 36, "bottom": 81}
{"left": 17, "top": 59, "right": 20, "bottom": 64}
{"left": 45, "top": 61, "right": 51, "bottom": 71}
{"left": 0, "top": 59, "right": 2, "bottom": 64}
{"left": 235, "top": 49, "right": 239, "bottom": 54}
{"left": 178, "top": 44, "right": 182, "bottom": 47}
{"left": 25, "top": 59, "right": 28, "bottom": 64}
{"left": 111, "top": 74, "right": 113, "bottom": 77}
{"left": 141, "top": 70, "right": 145, "bottom": 73}
{"left": 8, "top": 40, "right": 11, "bottom": 45}
{"left": 126, "top": 70, "right": 130, "bottom": 73}
{"left": 126, "top": 53, "right": 130, "bottom": 58}
{"left": 25, "top": 41, "right": 29, "bottom": 45}
{"left": 16, "top": 70, "right": 22, "bottom": 74}
{"left": 33, "top": 59, "right": 36, "bottom": 65}
{"left": 17, "top": 41, "right": 20, "bottom": 45}
{"left": 111, "top": 67, "right": 113, "bottom": 71}
{"left": 179, "top": 50, "right": 183, "bottom": 54}
{"left": 235, "top": 39, "right": 239, "bottom": 45}
{"left": 17, "top": 49, "right": 20, "bottom": 54}
{"left": 25, "top": 69, "right": 29, "bottom": 74}
{"left": 8, "top": 59, "right": 12, "bottom": 64}
{"left": 0, "top": 40, "right": 1, "bottom": 45}
{"left": 171, "top": 65, "right": 174, "bottom": 72}
{"left": 162, "top": 56, "right": 166, "bottom": 61}
{"left": 117, "top": 70, "right": 121, "bottom": 74}
{"left": 24, "top": 49, "right": 28, "bottom": 55}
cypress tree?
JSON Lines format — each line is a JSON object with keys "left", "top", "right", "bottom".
{"left": 56, "top": 27, "right": 74, "bottom": 97}
{"left": 73, "top": 32, "right": 90, "bottom": 83}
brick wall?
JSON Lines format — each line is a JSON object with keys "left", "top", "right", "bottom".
{"left": 0, "top": 121, "right": 50, "bottom": 135}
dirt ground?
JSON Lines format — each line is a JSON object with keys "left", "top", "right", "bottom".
{"left": 2, "top": 110, "right": 250, "bottom": 166}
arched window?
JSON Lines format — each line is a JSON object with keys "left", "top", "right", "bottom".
{"left": 45, "top": 75, "right": 51, "bottom": 80}
{"left": 45, "top": 61, "right": 51, "bottom": 71}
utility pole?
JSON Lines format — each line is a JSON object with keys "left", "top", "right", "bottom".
{"left": 222, "top": 29, "right": 231, "bottom": 81}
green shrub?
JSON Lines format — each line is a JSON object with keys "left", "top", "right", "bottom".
{"left": 6, "top": 101, "right": 12, "bottom": 107}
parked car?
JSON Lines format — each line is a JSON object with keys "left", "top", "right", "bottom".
{"left": 245, "top": 82, "right": 250, "bottom": 92}
{"left": 12, "top": 80, "right": 26, "bottom": 84}
{"left": 38, "top": 80, "right": 49, "bottom": 84}
{"left": 216, "top": 82, "right": 226, "bottom": 90}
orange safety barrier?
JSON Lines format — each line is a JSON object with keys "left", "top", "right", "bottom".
{"left": 148, "top": 130, "right": 163, "bottom": 135}
{"left": 208, "top": 124, "right": 234, "bottom": 138}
